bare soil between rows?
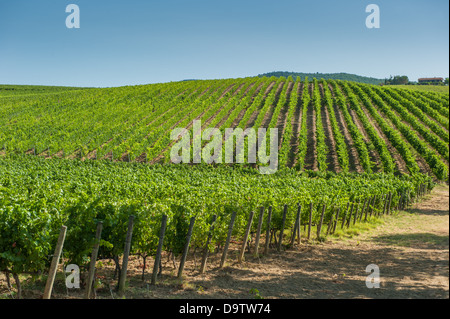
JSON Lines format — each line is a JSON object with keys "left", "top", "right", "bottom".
{"left": 2, "top": 186, "right": 448, "bottom": 300}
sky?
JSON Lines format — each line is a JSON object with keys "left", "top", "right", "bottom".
{"left": 0, "top": 0, "right": 448, "bottom": 87}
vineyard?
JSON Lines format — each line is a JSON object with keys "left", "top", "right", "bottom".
{"left": 0, "top": 76, "right": 448, "bottom": 177}
{"left": 0, "top": 76, "right": 448, "bottom": 298}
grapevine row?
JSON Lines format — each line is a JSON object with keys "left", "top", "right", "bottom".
{"left": 339, "top": 82, "right": 395, "bottom": 174}
{"left": 296, "top": 77, "right": 310, "bottom": 169}
{"left": 0, "top": 155, "right": 433, "bottom": 294}
{"left": 329, "top": 80, "right": 372, "bottom": 173}
{"left": 278, "top": 77, "right": 301, "bottom": 167}
{"left": 313, "top": 78, "right": 328, "bottom": 171}
{"left": 374, "top": 87, "right": 449, "bottom": 162}
{"left": 320, "top": 80, "right": 349, "bottom": 173}
{"left": 361, "top": 84, "right": 448, "bottom": 180}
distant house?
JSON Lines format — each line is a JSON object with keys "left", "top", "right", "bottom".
{"left": 418, "top": 77, "right": 444, "bottom": 85}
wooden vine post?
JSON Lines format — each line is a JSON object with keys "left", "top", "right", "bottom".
{"left": 238, "top": 211, "right": 254, "bottom": 263}
{"left": 366, "top": 197, "right": 372, "bottom": 218}
{"left": 264, "top": 207, "right": 273, "bottom": 254}
{"left": 398, "top": 191, "right": 404, "bottom": 211}
{"left": 346, "top": 202, "right": 354, "bottom": 228}
{"left": 296, "top": 203, "right": 302, "bottom": 245}
{"left": 277, "top": 205, "right": 288, "bottom": 251}
{"left": 43, "top": 225, "right": 67, "bottom": 299}
{"left": 151, "top": 214, "right": 168, "bottom": 284}
{"left": 405, "top": 189, "right": 410, "bottom": 207}
{"left": 365, "top": 196, "right": 374, "bottom": 221}
{"left": 118, "top": 215, "right": 135, "bottom": 294}
{"left": 316, "top": 204, "right": 326, "bottom": 240}
{"left": 387, "top": 192, "right": 393, "bottom": 215}
{"left": 356, "top": 199, "right": 363, "bottom": 222}
{"left": 254, "top": 207, "right": 265, "bottom": 257}
{"left": 332, "top": 206, "right": 341, "bottom": 234}
{"left": 85, "top": 221, "right": 103, "bottom": 299}
{"left": 199, "top": 215, "right": 217, "bottom": 274}
{"left": 377, "top": 195, "right": 386, "bottom": 217}
{"left": 220, "top": 212, "right": 237, "bottom": 269}
{"left": 291, "top": 203, "right": 301, "bottom": 246}
{"left": 382, "top": 194, "right": 388, "bottom": 216}
{"left": 326, "top": 207, "right": 335, "bottom": 235}
{"left": 404, "top": 190, "right": 409, "bottom": 209}
{"left": 370, "top": 195, "right": 377, "bottom": 217}
{"left": 371, "top": 196, "right": 376, "bottom": 217}
{"left": 375, "top": 195, "right": 381, "bottom": 216}
{"left": 353, "top": 198, "right": 360, "bottom": 225}
{"left": 307, "top": 202, "right": 313, "bottom": 240}
{"left": 178, "top": 216, "right": 195, "bottom": 278}
{"left": 359, "top": 198, "right": 368, "bottom": 222}
{"left": 341, "top": 202, "right": 350, "bottom": 229}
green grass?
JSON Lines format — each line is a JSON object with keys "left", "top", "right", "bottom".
{"left": 328, "top": 216, "right": 385, "bottom": 241}
{"left": 0, "top": 84, "right": 91, "bottom": 97}
{"left": 386, "top": 85, "right": 449, "bottom": 93}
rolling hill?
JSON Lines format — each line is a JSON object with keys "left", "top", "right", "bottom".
{"left": 259, "top": 72, "right": 385, "bottom": 85}
{"left": 0, "top": 75, "right": 447, "bottom": 179}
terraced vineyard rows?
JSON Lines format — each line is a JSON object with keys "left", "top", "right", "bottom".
{"left": 1, "top": 76, "right": 448, "bottom": 180}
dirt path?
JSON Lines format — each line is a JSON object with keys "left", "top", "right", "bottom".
{"left": 141, "top": 184, "right": 448, "bottom": 299}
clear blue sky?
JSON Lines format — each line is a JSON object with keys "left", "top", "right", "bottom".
{"left": 0, "top": 0, "right": 448, "bottom": 87}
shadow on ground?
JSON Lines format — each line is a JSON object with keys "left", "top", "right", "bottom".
{"left": 182, "top": 242, "right": 449, "bottom": 299}
{"left": 405, "top": 207, "right": 449, "bottom": 217}
{"left": 371, "top": 233, "right": 449, "bottom": 249}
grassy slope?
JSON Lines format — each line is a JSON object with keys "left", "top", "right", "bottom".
{"left": 0, "top": 79, "right": 448, "bottom": 179}
{"left": 0, "top": 84, "right": 92, "bottom": 97}
{"left": 386, "top": 85, "right": 449, "bottom": 93}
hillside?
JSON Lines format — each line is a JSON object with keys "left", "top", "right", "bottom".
{"left": 0, "top": 84, "right": 90, "bottom": 97}
{"left": 0, "top": 76, "right": 448, "bottom": 180}
{"left": 259, "top": 72, "right": 385, "bottom": 85}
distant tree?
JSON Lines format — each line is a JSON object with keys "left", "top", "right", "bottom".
{"left": 385, "top": 75, "right": 409, "bottom": 85}
{"left": 445, "top": 78, "right": 449, "bottom": 86}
